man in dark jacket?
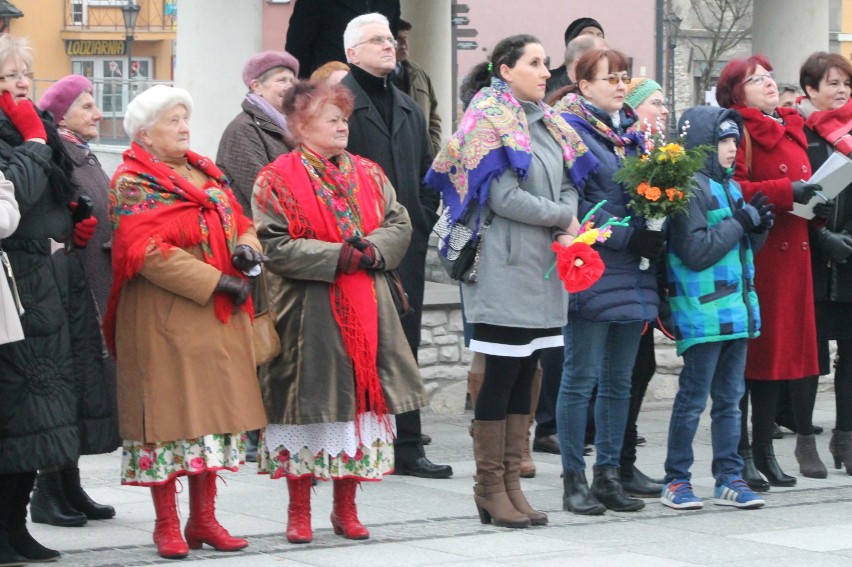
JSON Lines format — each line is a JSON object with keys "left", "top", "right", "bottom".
{"left": 341, "top": 12, "right": 451, "bottom": 479}
{"left": 285, "top": 0, "right": 400, "bottom": 79}
{"left": 546, "top": 17, "right": 605, "bottom": 94}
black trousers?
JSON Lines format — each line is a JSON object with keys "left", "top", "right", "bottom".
{"left": 620, "top": 329, "right": 657, "bottom": 468}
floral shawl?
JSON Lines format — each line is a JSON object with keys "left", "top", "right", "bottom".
{"left": 254, "top": 147, "right": 392, "bottom": 437}
{"left": 426, "top": 77, "right": 597, "bottom": 224}
{"left": 554, "top": 95, "right": 644, "bottom": 160}
{"left": 103, "top": 142, "right": 253, "bottom": 354}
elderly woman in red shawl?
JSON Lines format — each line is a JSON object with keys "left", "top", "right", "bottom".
{"left": 252, "top": 81, "right": 426, "bottom": 545}
{"left": 104, "top": 85, "right": 267, "bottom": 560}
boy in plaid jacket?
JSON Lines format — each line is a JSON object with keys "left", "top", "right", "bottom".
{"left": 660, "top": 106, "right": 773, "bottom": 510}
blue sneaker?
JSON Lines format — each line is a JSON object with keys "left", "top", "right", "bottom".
{"left": 661, "top": 480, "right": 703, "bottom": 510}
{"left": 714, "top": 478, "right": 765, "bottom": 509}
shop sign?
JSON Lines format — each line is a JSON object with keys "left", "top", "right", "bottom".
{"left": 65, "top": 40, "right": 126, "bottom": 56}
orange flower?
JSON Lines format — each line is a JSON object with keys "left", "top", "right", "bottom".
{"left": 637, "top": 182, "right": 650, "bottom": 196}
{"left": 678, "top": 190, "right": 685, "bottom": 199}
{"left": 666, "top": 188, "right": 677, "bottom": 201}
{"left": 645, "top": 185, "right": 662, "bottom": 201}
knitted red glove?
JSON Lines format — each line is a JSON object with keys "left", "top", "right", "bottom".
{"left": 73, "top": 216, "right": 97, "bottom": 247}
{"left": 0, "top": 91, "right": 46, "bottom": 141}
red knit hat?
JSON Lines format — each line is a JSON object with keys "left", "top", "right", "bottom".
{"left": 242, "top": 51, "right": 299, "bottom": 88}
{"left": 38, "top": 74, "right": 93, "bottom": 121}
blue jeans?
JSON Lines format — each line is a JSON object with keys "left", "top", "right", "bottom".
{"left": 556, "top": 314, "right": 643, "bottom": 472}
{"left": 664, "top": 339, "right": 747, "bottom": 484}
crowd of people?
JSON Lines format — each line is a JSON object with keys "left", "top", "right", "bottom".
{"left": 0, "top": 4, "right": 851, "bottom": 564}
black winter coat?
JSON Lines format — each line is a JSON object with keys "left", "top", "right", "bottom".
{"left": 0, "top": 112, "right": 79, "bottom": 473}
{"left": 341, "top": 71, "right": 439, "bottom": 355}
{"left": 285, "top": 0, "right": 400, "bottom": 78}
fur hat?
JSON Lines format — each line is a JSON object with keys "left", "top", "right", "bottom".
{"left": 242, "top": 51, "right": 299, "bottom": 88}
{"left": 625, "top": 77, "right": 663, "bottom": 110}
{"left": 38, "top": 74, "right": 93, "bottom": 121}
{"left": 563, "top": 17, "right": 604, "bottom": 45}
{"left": 124, "top": 84, "right": 193, "bottom": 140}
{"left": 718, "top": 118, "right": 740, "bottom": 142}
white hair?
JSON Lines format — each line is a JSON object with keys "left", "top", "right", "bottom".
{"left": 342, "top": 12, "right": 390, "bottom": 61}
{"left": 123, "top": 84, "right": 193, "bottom": 140}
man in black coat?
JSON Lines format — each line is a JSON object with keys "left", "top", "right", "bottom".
{"left": 285, "top": 0, "right": 400, "bottom": 79}
{"left": 341, "top": 12, "right": 451, "bottom": 479}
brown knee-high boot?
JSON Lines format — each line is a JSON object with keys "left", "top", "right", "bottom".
{"left": 504, "top": 414, "right": 547, "bottom": 525}
{"left": 520, "top": 368, "right": 541, "bottom": 478}
{"left": 468, "top": 371, "right": 484, "bottom": 437}
{"left": 472, "top": 420, "right": 531, "bottom": 529}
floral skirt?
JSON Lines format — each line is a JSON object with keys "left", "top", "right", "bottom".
{"left": 259, "top": 413, "right": 395, "bottom": 481}
{"left": 121, "top": 433, "right": 245, "bottom": 486}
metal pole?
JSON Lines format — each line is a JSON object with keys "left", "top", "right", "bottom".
{"left": 126, "top": 33, "right": 132, "bottom": 109}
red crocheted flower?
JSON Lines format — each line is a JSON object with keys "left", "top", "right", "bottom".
{"left": 551, "top": 241, "right": 605, "bottom": 293}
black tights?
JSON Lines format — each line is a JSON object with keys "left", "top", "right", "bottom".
{"left": 475, "top": 352, "right": 540, "bottom": 421}
{"left": 740, "top": 377, "right": 819, "bottom": 447}
{"left": 837, "top": 339, "right": 852, "bottom": 431}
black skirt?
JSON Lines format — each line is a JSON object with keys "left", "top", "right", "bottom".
{"left": 469, "top": 323, "right": 563, "bottom": 357}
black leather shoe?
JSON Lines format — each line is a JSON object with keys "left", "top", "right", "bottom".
{"left": 591, "top": 467, "right": 644, "bottom": 512}
{"left": 753, "top": 442, "right": 796, "bottom": 487}
{"left": 61, "top": 468, "right": 115, "bottom": 520}
{"left": 532, "top": 435, "right": 560, "bottom": 454}
{"left": 394, "top": 457, "right": 453, "bottom": 479}
{"left": 814, "top": 425, "right": 824, "bottom": 435}
{"left": 29, "top": 472, "right": 87, "bottom": 527}
{"left": 740, "top": 448, "right": 770, "bottom": 492}
{"left": 620, "top": 465, "right": 664, "bottom": 498}
{"left": 773, "top": 423, "right": 784, "bottom": 439}
{"left": 420, "top": 433, "right": 432, "bottom": 446}
{"left": 562, "top": 470, "right": 605, "bottom": 515}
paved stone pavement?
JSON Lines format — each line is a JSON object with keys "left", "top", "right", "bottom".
{"left": 31, "top": 394, "right": 852, "bottom": 566}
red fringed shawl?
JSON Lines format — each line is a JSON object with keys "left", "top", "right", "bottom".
{"left": 805, "top": 98, "right": 852, "bottom": 156}
{"left": 103, "top": 142, "right": 253, "bottom": 355}
{"left": 255, "top": 147, "right": 392, "bottom": 436}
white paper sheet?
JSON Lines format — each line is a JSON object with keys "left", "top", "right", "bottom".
{"left": 792, "top": 151, "right": 852, "bottom": 219}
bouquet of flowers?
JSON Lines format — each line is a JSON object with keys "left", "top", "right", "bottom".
{"left": 613, "top": 121, "right": 710, "bottom": 269}
{"left": 546, "top": 201, "right": 629, "bottom": 292}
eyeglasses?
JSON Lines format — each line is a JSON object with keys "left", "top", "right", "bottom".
{"left": 592, "top": 75, "right": 631, "bottom": 85}
{"left": 353, "top": 35, "right": 398, "bottom": 49}
{"left": 744, "top": 72, "right": 775, "bottom": 86}
{"left": 645, "top": 99, "right": 668, "bottom": 109}
{"left": 0, "top": 71, "right": 33, "bottom": 83}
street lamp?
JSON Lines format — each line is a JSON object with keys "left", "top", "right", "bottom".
{"left": 664, "top": 11, "right": 682, "bottom": 136}
{"left": 121, "top": 1, "right": 140, "bottom": 94}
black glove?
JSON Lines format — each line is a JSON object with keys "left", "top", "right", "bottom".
{"left": 345, "top": 235, "right": 379, "bottom": 268}
{"left": 627, "top": 228, "right": 665, "bottom": 260}
{"left": 733, "top": 201, "right": 761, "bottom": 232}
{"left": 812, "top": 200, "right": 835, "bottom": 219}
{"left": 231, "top": 244, "right": 267, "bottom": 273}
{"left": 816, "top": 227, "right": 852, "bottom": 263}
{"left": 734, "top": 192, "right": 776, "bottom": 233}
{"left": 214, "top": 274, "right": 251, "bottom": 307}
{"left": 792, "top": 181, "right": 821, "bottom": 205}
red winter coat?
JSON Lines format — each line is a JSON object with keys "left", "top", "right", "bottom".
{"left": 732, "top": 105, "right": 819, "bottom": 380}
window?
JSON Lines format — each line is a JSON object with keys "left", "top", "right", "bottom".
{"left": 71, "top": 56, "right": 153, "bottom": 116}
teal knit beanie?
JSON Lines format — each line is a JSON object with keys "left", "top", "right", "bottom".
{"left": 625, "top": 78, "right": 663, "bottom": 110}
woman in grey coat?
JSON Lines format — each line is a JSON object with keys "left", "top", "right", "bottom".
{"left": 427, "top": 34, "right": 595, "bottom": 530}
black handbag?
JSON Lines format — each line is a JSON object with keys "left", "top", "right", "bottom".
{"left": 384, "top": 269, "right": 412, "bottom": 317}
{"left": 433, "top": 207, "right": 494, "bottom": 283}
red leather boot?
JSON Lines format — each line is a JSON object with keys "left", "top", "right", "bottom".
{"left": 150, "top": 478, "right": 188, "bottom": 559}
{"left": 286, "top": 477, "right": 312, "bottom": 544}
{"left": 329, "top": 478, "right": 369, "bottom": 540}
{"left": 183, "top": 472, "right": 248, "bottom": 552}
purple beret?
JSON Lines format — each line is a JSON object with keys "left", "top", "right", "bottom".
{"left": 242, "top": 51, "right": 299, "bottom": 88}
{"left": 39, "top": 74, "right": 94, "bottom": 121}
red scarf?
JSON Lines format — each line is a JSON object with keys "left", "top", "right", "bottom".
{"left": 805, "top": 98, "right": 852, "bottom": 156}
{"left": 256, "top": 147, "right": 391, "bottom": 436}
{"left": 103, "top": 142, "right": 253, "bottom": 355}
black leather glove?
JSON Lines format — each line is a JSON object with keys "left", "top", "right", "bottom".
{"left": 792, "top": 181, "right": 821, "bottom": 205}
{"left": 812, "top": 200, "right": 835, "bottom": 219}
{"left": 816, "top": 227, "right": 852, "bottom": 263}
{"left": 231, "top": 244, "right": 267, "bottom": 273}
{"left": 214, "top": 274, "right": 251, "bottom": 307}
{"left": 627, "top": 228, "right": 665, "bottom": 260}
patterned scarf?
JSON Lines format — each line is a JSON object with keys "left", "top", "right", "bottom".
{"left": 426, "top": 77, "right": 597, "bottom": 224}
{"left": 804, "top": 97, "right": 852, "bottom": 156}
{"left": 58, "top": 127, "right": 90, "bottom": 151}
{"left": 554, "top": 95, "right": 642, "bottom": 160}
{"left": 103, "top": 142, "right": 253, "bottom": 355}
{"left": 255, "top": 146, "right": 392, "bottom": 438}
